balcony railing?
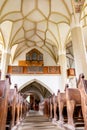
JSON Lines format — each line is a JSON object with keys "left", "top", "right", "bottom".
{"left": 8, "top": 66, "right": 61, "bottom": 74}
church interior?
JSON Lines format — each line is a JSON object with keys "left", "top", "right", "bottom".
{"left": 0, "top": 0, "right": 87, "bottom": 130}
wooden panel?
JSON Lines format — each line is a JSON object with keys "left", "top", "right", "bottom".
{"left": 26, "top": 61, "right": 43, "bottom": 66}
{"left": 43, "top": 67, "right": 48, "bottom": 74}
{"left": 48, "top": 66, "right": 61, "bottom": 74}
{"left": 8, "top": 66, "right": 12, "bottom": 73}
{"left": 12, "top": 66, "right": 23, "bottom": 74}
{"left": 67, "top": 68, "right": 75, "bottom": 76}
{"left": 26, "top": 66, "right": 43, "bottom": 73}
{"left": 8, "top": 66, "right": 23, "bottom": 74}
{"left": 8, "top": 66, "right": 61, "bottom": 74}
{"left": 19, "top": 61, "right": 27, "bottom": 66}
{"left": 19, "top": 60, "right": 43, "bottom": 66}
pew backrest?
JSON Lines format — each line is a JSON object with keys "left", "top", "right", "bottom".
{"left": 8, "top": 89, "right": 16, "bottom": 105}
{"left": 0, "top": 80, "right": 6, "bottom": 98}
{"left": 66, "top": 88, "right": 81, "bottom": 104}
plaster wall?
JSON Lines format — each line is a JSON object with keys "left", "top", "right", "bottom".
{"left": 10, "top": 74, "right": 62, "bottom": 95}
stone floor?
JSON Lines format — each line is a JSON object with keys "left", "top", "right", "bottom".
{"left": 14, "top": 110, "right": 84, "bottom": 130}
{"left": 15, "top": 110, "right": 64, "bottom": 130}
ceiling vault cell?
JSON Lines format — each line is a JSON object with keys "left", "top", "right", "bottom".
{"left": 0, "top": 0, "right": 87, "bottom": 68}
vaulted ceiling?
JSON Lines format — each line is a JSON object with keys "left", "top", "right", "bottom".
{"left": 0, "top": 0, "right": 87, "bottom": 65}
{"left": 20, "top": 81, "right": 52, "bottom": 100}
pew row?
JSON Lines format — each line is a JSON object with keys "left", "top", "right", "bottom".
{"left": 6, "top": 86, "right": 17, "bottom": 129}
{"left": 57, "top": 90, "right": 67, "bottom": 126}
{"left": 6, "top": 85, "right": 29, "bottom": 130}
{"left": 78, "top": 73, "right": 87, "bottom": 130}
{"left": 0, "top": 75, "right": 11, "bottom": 130}
{"left": 51, "top": 93, "right": 58, "bottom": 122}
{"left": 64, "top": 87, "right": 82, "bottom": 130}
{"left": 49, "top": 92, "right": 66, "bottom": 124}
{"left": 39, "top": 98, "right": 50, "bottom": 117}
{"left": 56, "top": 84, "right": 83, "bottom": 130}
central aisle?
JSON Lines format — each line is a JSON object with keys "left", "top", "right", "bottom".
{"left": 16, "top": 110, "right": 63, "bottom": 130}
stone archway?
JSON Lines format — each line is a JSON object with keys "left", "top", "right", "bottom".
{"left": 19, "top": 78, "right": 53, "bottom": 95}
{"left": 19, "top": 79, "right": 53, "bottom": 111}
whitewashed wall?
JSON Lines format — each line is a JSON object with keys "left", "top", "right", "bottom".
{"left": 9, "top": 47, "right": 63, "bottom": 95}
{"left": 10, "top": 46, "right": 57, "bottom": 66}
{"left": 10, "top": 74, "right": 62, "bottom": 95}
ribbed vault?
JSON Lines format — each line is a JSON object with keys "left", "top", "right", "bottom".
{"left": 19, "top": 81, "right": 52, "bottom": 101}
{"left": 0, "top": 0, "right": 87, "bottom": 67}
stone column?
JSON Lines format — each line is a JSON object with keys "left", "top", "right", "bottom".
{"left": 59, "top": 51, "right": 67, "bottom": 92}
{"left": 1, "top": 49, "right": 11, "bottom": 80}
{"left": 71, "top": 15, "right": 87, "bottom": 79}
{"left": 70, "top": 0, "right": 87, "bottom": 79}
{"left": 1, "top": 21, "right": 13, "bottom": 80}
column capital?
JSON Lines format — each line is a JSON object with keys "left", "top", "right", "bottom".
{"left": 70, "top": 13, "right": 81, "bottom": 29}
{"left": 72, "top": 0, "right": 85, "bottom": 13}
{"left": 70, "top": 0, "right": 85, "bottom": 29}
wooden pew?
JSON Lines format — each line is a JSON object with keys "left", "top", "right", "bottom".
{"left": 49, "top": 93, "right": 59, "bottom": 123}
{"left": 19, "top": 94, "right": 24, "bottom": 120}
{"left": 49, "top": 96, "right": 53, "bottom": 119}
{"left": 39, "top": 96, "right": 57, "bottom": 120}
{"left": 49, "top": 95, "right": 54, "bottom": 120}
{"left": 78, "top": 73, "right": 87, "bottom": 130}
{"left": 65, "top": 86, "right": 81, "bottom": 130}
{"left": 39, "top": 98, "right": 50, "bottom": 117}
{"left": 15, "top": 93, "right": 22, "bottom": 124}
{"left": 57, "top": 89, "right": 66, "bottom": 126}
{"left": 22, "top": 98, "right": 28, "bottom": 119}
{"left": 8, "top": 88, "right": 21, "bottom": 126}
{"left": 16, "top": 93, "right": 29, "bottom": 122}
{"left": 52, "top": 93, "right": 58, "bottom": 123}
{"left": 42, "top": 98, "right": 50, "bottom": 117}
{"left": 6, "top": 85, "right": 17, "bottom": 129}
{"left": 39, "top": 100, "right": 45, "bottom": 115}
{"left": 0, "top": 75, "right": 11, "bottom": 130}
{"left": 0, "top": 71, "right": 1, "bottom": 79}
{"left": 6, "top": 84, "right": 29, "bottom": 129}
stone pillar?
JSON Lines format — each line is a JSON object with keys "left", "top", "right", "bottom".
{"left": 70, "top": 0, "right": 87, "bottom": 79}
{"left": 1, "top": 21, "right": 13, "bottom": 79}
{"left": 71, "top": 16, "right": 87, "bottom": 79}
{"left": 1, "top": 49, "right": 11, "bottom": 80}
{"left": 59, "top": 51, "right": 67, "bottom": 92}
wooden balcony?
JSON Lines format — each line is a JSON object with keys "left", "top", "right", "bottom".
{"left": 8, "top": 66, "right": 61, "bottom": 74}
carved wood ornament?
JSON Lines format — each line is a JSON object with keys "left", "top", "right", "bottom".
{"left": 73, "top": 0, "right": 85, "bottom": 13}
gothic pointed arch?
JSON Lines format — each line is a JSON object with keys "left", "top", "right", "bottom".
{"left": 19, "top": 78, "right": 53, "bottom": 98}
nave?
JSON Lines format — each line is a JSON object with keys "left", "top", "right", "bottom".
{"left": 0, "top": 74, "right": 86, "bottom": 130}
{"left": 15, "top": 110, "right": 61, "bottom": 130}
{"left": 1, "top": 0, "right": 87, "bottom": 130}
{"left": 14, "top": 110, "right": 83, "bottom": 130}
